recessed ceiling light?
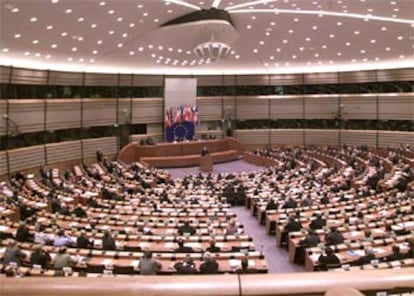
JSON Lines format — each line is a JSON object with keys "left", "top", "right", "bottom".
{"left": 294, "top": 18, "right": 299, "bottom": 22}
{"left": 117, "top": 17, "right": 123, "bottom": 22}
{"left": 292, "top": 55, "right": 297, "bottom": 59}
{"left": 337, "top": 22, "right": 342, "bottom": 26}
{"left": 337, "top": 52, "right": 342, "bottom": 56}
{"left": 92, "top": 50, "right": 98, "bottom": 54}
{"left": 117, "top": 43, "right": 123, "bottom": 48}
{"left": 143, "top": 12, "right": 149, "bottom": 16}
{"left": 265, "top": 32, "right": 271, "bottom": 36}
{"left": 322, "top": 45, "right": 327, "bottom": 49}
{"left": 251, "top": 16, "right": 256, "bottom": 20}
{"left": 397, "top": 36, "right": 403, "bottom": 40}
{"left": 45, "top": 54, "right": 51, "bottom": 59}
{"left": 47, "top": 25, "right": 53, "bottom": 30}
{"left": 312, "top": 26, "right": 318, "bottom": 30}
{"left": 177, "top": 49, "right": 182, "bottom": 53}
{"left": 91, "top": 24, "right": 97, "bottom": 28}
{"left": 385, "top": 47, "right": 391, "bottom": 51}
{"left": 399, "top": 55, "right": 404, "bottom": 59}
{"left": 168, "top": 9, "right": 173, "bottom": 13}
{"left": 329, "top": 34, "right": 335, "bottom": 38}
{"left": 78, "top": 36, "right": 84, "bottom": 41}
{"left": 2, "top": 48, "right": 9, "bottom": 52}
{"left": 288, "top": 29, "right": 294, "bottom": 34}
{"left": 30, "top": 17, "right": 38, "bottom": 22}
{"left": 375, "top": 57, "right": 380, "bottom": 61}
{"left": 270, "top": 56, "right": 274, "bottom": 60}
{"left": 108, "top": 10, "right": 114, "bottom": 14}
{"left": 99, "top": 1, "right": 106, "bottom": 6}
{"left": 370, "top": 39, "right": 376, "bottom": 43}
{"left": 158, "top": 46, "right": 163, "bottom": 50}
{"left": 97, "top": 40, "right": 103, "bottom": 44}
{"left": 259, "top": 41, "right": 265, "bottom": 45}
{"left": 51, "top": 44, "right": 57, "bottom": 48}
{"left": 276, "top": 48, "right": 281, "bottom": 52}
{"left": 61, "top": 32, "right": 67, "bottom": 36}
{"left": 79, "top": 58, "right": 84, "bottom": 62}
{"left": 253, "top": 49, "right": 258, "bottom": 53}
{"left": 381, "top": 27, "right": 387, "bottom": 31}
{"left": 24, "top": 51, "right": 30, "bottom": 55}
{"left": 137, "top": 4, "right": 143, "bottom": 8}
{"left": 89, "top": 59, "right": 95, "bottom": 63}
{"left": 78, "top": 17, "right": 84, "bottom": 22}
{"left": 65, "top": 9, "right": 72, "bottom": 14}
{"left": 108, "top": 30, "right": 114, "bottom": 35}
{"left": 354, "top": 31, "right": 360, "bottom": 35}
{"left": 246, "top": 25, "right": 252, "bottom": 29}
{"left": 346, "top": 42, "right": 351, "bottom": 46}
{"left": 67, "top": 57, "right": 73, "bottom": 61}
{"left": 154, "top": 19, "right": 159, "bottom": 23}
{"left": 282, "top": 39, "right": 288, "bottom": 44}
{"left": 148, "top": 44, "right": 154, "bottom": 49}
{"left": 299, "top": 47, "right": 304, "bottom": 51}
{"left": 129, "top": 51, "right": 135, "bottom": 56}
{"left": 305, "top": 37, "right": 311, "bottom": 42}
{"left": 122, "top": 33, "right": 128, "bottom": 38}
{"left": 14, "top": 34, "right": 21, "bottom": 38}
{"left": 360, "top": 49, "right": 366, "bottom": 54}
{"left": 32, "top": 40, "right": 39, "bottom": 44}
{"left": 35, "top": 53, "right": 41, "bottom": 57}
{"left": 138, "top": 47, "right": 144, "bottom": 51}
{"left": 314, "top": 53, "right": 319, "bottom": 58}
{"left": 72, "top": 47, "right": 77, "bottom": 52}
{"left": 151, "top": 53, "right": 156, "bottom": 58}
{"left": 270, "top": 22, "right": 276, "bottom": 26}
{"left": 11, "top": 8, "right": 19, "bottom": 13}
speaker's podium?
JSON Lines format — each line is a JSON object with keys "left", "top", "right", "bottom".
{"left": 199, "top": 155, "right": 213, "bottom": 172}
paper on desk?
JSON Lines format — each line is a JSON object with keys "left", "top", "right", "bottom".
{"left": 165, "top": 242, "right": 175, "bottom": 248}
{"left": 229, "top": 259, "right": 240, "bottom": 268}
{"left": 185, "top": 242, "right": 201, "bottom": 248}
{"left": 130, "top": 260, "right": 140, "bottom": 267}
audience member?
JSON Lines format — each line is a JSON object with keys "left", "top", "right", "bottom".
{"left": 139, "top": 251, "right": 161, "bottom": 275}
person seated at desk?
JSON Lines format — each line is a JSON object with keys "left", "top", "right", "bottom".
{"left": 318, "top": 246, "right": 341, "bottom": 271}
{"left": 236, "top": 258, "right": 256, "bottom": 274}
{"left": 76, "top": 230, "right": 92, "bottom": 249}
{"left": 30, "top": 245, "right": 51, "bottom": 269}
{"left": 199, "top": 252, "right": 219, "bottom": 274}
{"left": 174, "top": 255, "right": 198, "bottom": 275}
{"left": 102, "top": 230, "right": 116, "bottom": 250}
{"left": 282, "top": 197, "right": 298, "bottom": 209}
{"left": 178, "top": 221, "right": 196, "bottom": 236}
{"left": 53, "top": 229, "right": 74, "bottom": 247}
{"left": 206, "top": 240, "right": 221, "bottom": 253}
{"left": 300, "top": 230, "right": 321, "bottom": 248}
{"left": 226, "top": 221, "right": 239, "bottom": 235}
{"left": 384, "top": 245, "right": 406, "bottom": 262}
{"left": 284, "top": 216, "right": 302, "bottom": 233}
{"left": 15, "top": 222, "right": 31, "bottom": 242}
{"left": 265, "top": 199, "right": 278, "bottom": 211}
{"left": 309, "top": 214, "right": 326, "bottom": 230}
{"left": 325, "top": 227, "right": 345, "bottom": 245}
{"left": 54, "top": 247, "right": 73, "bottom": 270}
{"left": 353, "top": 246, "right": 376, "bottom": 266}
{"left": 2, "top": 241, "right": 26, "bottom": 267}
{"left": 201, "top": 146, "right": 209, "bottom": 157}
{"left": 139, "top": 251, "right": 162, "bottom": 275}
{"left": 175, "top": 239, "right": 194, "bottom": 253}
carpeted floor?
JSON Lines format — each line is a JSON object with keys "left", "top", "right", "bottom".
{"left": 166, "top": 160, "right": 304, "bottom": 274}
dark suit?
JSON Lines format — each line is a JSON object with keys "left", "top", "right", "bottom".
{"left": 207, "top": 245, "right": 221, "bottom": 253}
{"left": 175, "top": 246, "right": 194, "bottom": 253}
{"left": 178, "top": 225, "right": 196, "bottom": 236}
{"left": 199, "top": 260, "right": 219, "bottom": 274}
{"left": 326, "top": 231, "right": 345, "bottom": 245}
{"left": 318, "top": 254, "right": 340, "bottom": 270}
{"left": 302, "top": 233, "right": 321, "bottom": 247}
{"left": 77, "top": 236, "right": 91, "bottom": 249}
{"left": 309, "top": 217, "right": 326, "bottom": 230}
{"left": 284, "top": 220, "right": 302, "bottom": 232}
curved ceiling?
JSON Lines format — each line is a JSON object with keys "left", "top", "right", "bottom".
{"left": 1, "top": 0, "right": 413, "bottom": 75}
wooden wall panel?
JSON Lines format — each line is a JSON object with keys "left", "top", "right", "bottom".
{"left": 0, "top": 151, "right": 7, "bottom": 176}
{"left": 10, "top": 68, "right": 48, "bottom": 85}
{"left": 48, "top": 71, "right": 83, "bottom": 85}
{"left": 270, "top": 96, "right": 303, "bottom": 119}
{"left": 8, "top": 99, "right": 45, "bottom": 133}
{"left": 45, "top": 99, "right": 81, "bottom": 130}
{"left": 340, "top": 95, "right": 377, "bottom": 120}
{"left": 82, "top": 99, "right": 117, "bottom": 127}
{"left": 84, "top": 73, "right": 118, "bottom": 86}
{"left": 82, "top": 137, "right": 117, "bottom": 160}
{"left": 46, "top": 141, "right": 82, "bottom": 164}
{"left": 117, "top": 98, "right": 132, "bottom": 124}
{"left": 304, "top": 95, "right": 338, "bottom": 119}
{"left": 235, "top": 129, "right": 269, "bottom": 146}
{"left": 131, "top": 98, "right": 163, "bottom": 124}
{"left": 8, "top": 145, "right": 45, "bottom": 173}
{"left": 378, "top": 131, "right": 414, "bottom": 148}
{"left": 338, "top": 70, "right": 376, "bottom": 84}
{"left": 304, "top": 73, "right": 338, "bottom": 85}
{"left": 305, "top": 129, "right": 339, "bottom": 146}
{"left": 0, "top": 100, "right": 6, "bottom": 136}
{"left": 378, "top": 94, "right": 414, "bottom": 120}
{"left": 197, "top": 97, "right": 222, "bottom": 121}
{"left": 271, "top": 129, "right": 304, "bottom": 145}
{"left": 341, "top": 130, "right": 376, "bottom": 147}
{"left": 236, "top": 97, "right": 270, "bottom": 120}
{"left": 376, "top": 68, "right": 414, "bottom": 82}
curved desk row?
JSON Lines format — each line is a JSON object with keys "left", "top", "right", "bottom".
{"left": 2, "top": 268, "right": 413, "bottom": 296}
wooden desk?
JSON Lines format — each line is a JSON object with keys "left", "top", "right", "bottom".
{"left": 118, "top": 138, "right": 244, "bottom": 167}
{"left": 200, "top": 155, "right": 213, "bottom": 172}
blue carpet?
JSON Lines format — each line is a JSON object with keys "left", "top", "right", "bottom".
{"left": 166, "top": 160, "right": 304, "bottom": 273}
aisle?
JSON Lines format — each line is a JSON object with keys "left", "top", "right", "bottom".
{"left": 231, "top": 206, "right": 304, "bottom": 274}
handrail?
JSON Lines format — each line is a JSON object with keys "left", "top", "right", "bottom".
{"left": 1, "top": 268, "right": 413, "bottom": 296}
